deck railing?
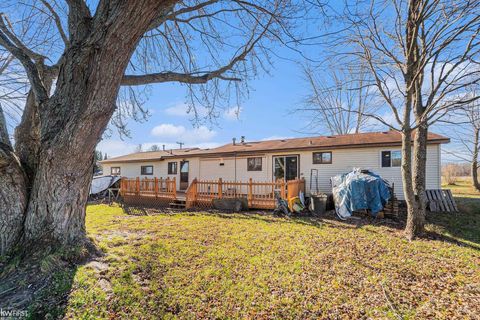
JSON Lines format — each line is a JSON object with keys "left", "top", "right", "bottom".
{"left": 185, "top": 178, "right": 305, "bottom": 209}
{"left": 120, "top": 177, "right": 177, "bottom": 205}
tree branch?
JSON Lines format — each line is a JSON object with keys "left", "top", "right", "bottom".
{"left": 122, "top": 70, "right": 242, "bottom": 86}
{"left": 66, "top": 0, "right": 92, "bottom": 43}
{"left": 0, "top": 15, "right": 48, "bottom": 103}
{"left": 40, "top": 0, "right": 69, "bottom": 47}
{"left": 123, "top": 15, "right": 269, "bottom": 86}
{"left": 0, "top": 103, "right": 10, "bottom": 148}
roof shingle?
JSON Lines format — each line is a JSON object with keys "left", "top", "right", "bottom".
{"left": 101, "top": 131, "right": 449, "bottom": 163}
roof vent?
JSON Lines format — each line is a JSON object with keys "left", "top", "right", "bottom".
{"left": 309, "top": 140, "right": 313, "bottom": 145}
{"left": 240, "top": 136, "right": 245, "bottom": 144}
{"left": 326, "top": 136, "right": 335, "bottom": 138}
{"left": 232, "top": 137, "right": 236, "bottom": 145}
{"left": 281, "top": 139, "right": 286, "bottom": 142}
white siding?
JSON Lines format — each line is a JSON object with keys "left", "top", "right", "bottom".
{"left": 296, "top": 145, "right": 441, "bottom": 200}
{"left": 198, "top": 156, "right": 269, "bottom": 182}
{"left": 102, "top": 161, "right": 166, "bottom": 179}
{"left": 103, "top": 144, "right": 442, "bottom": 200}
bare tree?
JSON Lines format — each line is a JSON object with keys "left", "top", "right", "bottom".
{"left": 298, "top": 62, "right": 377, "bottom": 135}
{"left": 149, "top": 144, "right": 161, "bottom": 152}
{"left": 443, "top": 99, "right": 480, "bottom": 191}
{"left": 0, "top": 0, "right": 313, "bottom": 257}
{"left": 337, "top": 0, "right": 480, "bottom": 239}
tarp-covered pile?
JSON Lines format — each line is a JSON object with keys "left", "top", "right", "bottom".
{"left": 331, "top": 169, "right": 391, "bottom": 220}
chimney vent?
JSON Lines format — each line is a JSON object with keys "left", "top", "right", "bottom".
{"left": 162, "top": 144, "right": 165, "bottom": 151}
{"left": 232, "top": 137, "right": 236, "bottom": 145}
{"left": 240, "top": 136, "right": 245, "bottom": 144}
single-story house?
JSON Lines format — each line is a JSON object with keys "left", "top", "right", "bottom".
{"left": 100, "top": 130, "right": 449, "bottom": 200}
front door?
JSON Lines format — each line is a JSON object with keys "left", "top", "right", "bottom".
{"left": 273, "top": 155, "right": 299, "bottom": 181}
{"left": 180, "top": 161, "right": 189, "bottom": 190}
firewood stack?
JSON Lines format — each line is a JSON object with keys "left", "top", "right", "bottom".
{"left": 383, "top": 194, "right": 399, "bottom": 217}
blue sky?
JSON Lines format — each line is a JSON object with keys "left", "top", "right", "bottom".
{"left": 98, "top": 47, "right": 318, "bottom": 157}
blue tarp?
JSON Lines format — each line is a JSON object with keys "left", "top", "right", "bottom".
{"left": 331, "top": 169, "right": 391, "bottom": 219}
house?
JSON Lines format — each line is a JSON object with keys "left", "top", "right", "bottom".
{"left": 101, "top": 131, "right": 449, "bottom": 201}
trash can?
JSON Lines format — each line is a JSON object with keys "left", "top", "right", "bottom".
{"left": 309, "top": 194, "right": 328, "bottom": 215}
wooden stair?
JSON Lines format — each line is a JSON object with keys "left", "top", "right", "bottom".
{"left": 169, "top": 199, "right": 186, "bottom": 209}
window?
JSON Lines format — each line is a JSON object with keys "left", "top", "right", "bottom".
{"left": 247, "top": 157, "right": 262, "bottom": 171}
{"left": 141, "top": 165, "right": 153, "bottom": 175}
{"left": 381, "top": 150, "right": 401, "bottom": 167}
{"left": 313, "top": 152, "right": 332, "bottom": 164}
{"left": 111, "top": 167, "right": 121, "bottom": 175}
{"left": 168, "top": 162, "right": 177, "bottom": 174}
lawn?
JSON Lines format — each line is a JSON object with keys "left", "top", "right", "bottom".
{"left": 38, "top": 196, "right": 480, "bottom": 319}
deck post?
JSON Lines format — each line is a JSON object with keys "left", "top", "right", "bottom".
{"left": 218, "top": 178, "right": 223, "bottom": 199}
{"left": 136, "top": 177, "right": 140, "bottom": 196}
{"left": 173, "top": 177, "right": 177, "bottom": 199}
{"left": 248, "top": 178, "right": 253, "bottom": 207}
{"left": 281, "top": 180, "right": 286, "bottom": 200}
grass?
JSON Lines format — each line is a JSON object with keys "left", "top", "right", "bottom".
{"left": 40, "top": 193, "right": 479, "bottom": 319}
{"left": 442, "top": 176, "right": 480, "bottom": 198}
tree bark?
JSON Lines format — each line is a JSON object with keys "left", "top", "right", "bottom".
{"left": 0, "top": 0, "right": 175, "bottom": 256}
{"left": 401, "top": 130, "right": 422, "bottom": 240}
{"left": 403, "top": 0, "right": 426, "bottom": 240}
{"left": 411, "top": 124, "right": 428, "bottom": 233}
{"left": 0, "top": 107, "right": 28, "bottom": 256}
{"left": 472, "top": 128, "right": 480, "bottom": 192}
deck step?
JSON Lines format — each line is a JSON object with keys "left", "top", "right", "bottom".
{"left": 169, "top": 199, "right": 187, "bottom": 209}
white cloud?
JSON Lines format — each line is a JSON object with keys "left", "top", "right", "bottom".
{"left": 224, "top": 106, "right": 243, "bottom": 121}
{"left": 97, "top": 139, "right": 137, "bottom": 157}
{"left": 261, "top": 135, "right": 293, "bottom": 141}
{"left": 164, "top": 103, "right": 190, "bottom": 116}
{"left": 151, "top": 123, "right": 217, "bottom": 143}
{"left": 151, "top": 124, "right": 186, "bottom": 137}
{"left": 143, "top": 141, "right": 222, "bottom": 150}
{"left": 164, "top": 102, "right": 208, "bottom": 118}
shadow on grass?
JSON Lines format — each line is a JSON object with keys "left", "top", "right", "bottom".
{"left": 120, "top": 197, "right": 480, "bottom": 250}
{"left": 424, "top": 196, "right": 480, "bottom": 250}
{"left": 0, "top": 240, "right": 100, "bottom": 318}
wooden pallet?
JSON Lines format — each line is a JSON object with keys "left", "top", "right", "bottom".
{"left": 426, "top": 189, "right": 458, "bottom": 212}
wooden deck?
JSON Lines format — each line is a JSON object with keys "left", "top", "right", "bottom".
{"left": 120, "top": 178, "right": 305, "bottom": 210}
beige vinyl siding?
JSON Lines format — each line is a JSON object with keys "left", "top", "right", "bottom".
{"left": 102, "top": 144, "right": 442, "bottom": 200}
{"left": 297, "top": 145, "right": 441, "bottom": 200}
{"left": 102, "top": 161, "right": 165, "bottom": 178}
{"left": 198, "top": 156, "right": 269, "bottom": 182}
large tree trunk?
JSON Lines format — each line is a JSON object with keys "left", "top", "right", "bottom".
{"left": 403, "top": 0, "right": 426, "bottom": 240}
{"left": 401, "top": 130, "right": 422, "bottom": 240}
{"left": 0, "top": 107, "right": 28, "bottom": 256}
{"left": 14, "top": 70, "right": 54, "bottom": 183}
{"left": 410, "top": 124, "right": 428, "bottom": 235}
{"left": 0, "top": 0, "right": 172, "bottom": 256}
{"left": 472, "top": 128, "right": 480, "bottom": 192}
